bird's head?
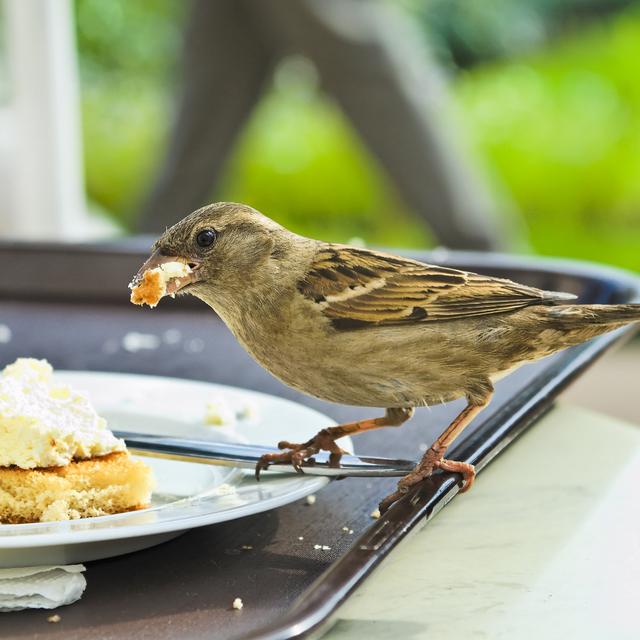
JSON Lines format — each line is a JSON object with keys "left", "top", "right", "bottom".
{"left": 131, "top": 202, "right": 286, "bottom": 303}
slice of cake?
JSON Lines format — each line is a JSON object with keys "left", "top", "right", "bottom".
{"left": 0, "top": 358, "right": 154, "bottom": 523}
{"left": 0, "top": 452, "right": 153, "bottom": 524}
{"left": 129, "top": 261, "right": 192, "bottom": 308}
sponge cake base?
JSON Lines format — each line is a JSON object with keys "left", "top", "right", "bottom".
{"left": 0, "top": 452, "right": 154, "bottom": 524}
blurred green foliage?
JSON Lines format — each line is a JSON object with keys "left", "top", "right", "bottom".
{"left": 75, "top": 0, "right": 640, "bottom": 270}
{"left": 75, "top": 0, "right": 184, "bottom": 81}
{"left": 457, "top": 9, "right": 640, "bottom": 270}
{"left": 75, "top": 0, "right": 184, "bottom": 221}
{"left": 404, "top": 0, "right": 637, "bottom": 70}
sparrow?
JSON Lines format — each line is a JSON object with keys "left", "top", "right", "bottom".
{"left": 130, "top": 202, "right": 640, "bottom": 512}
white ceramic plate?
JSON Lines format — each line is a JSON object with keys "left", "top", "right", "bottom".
{"left": 0, "top": 371, "right": 348, "bottom": 567}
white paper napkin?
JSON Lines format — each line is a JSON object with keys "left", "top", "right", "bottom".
{"left": 0, "top": 565, "right": 86, "bottom": 612}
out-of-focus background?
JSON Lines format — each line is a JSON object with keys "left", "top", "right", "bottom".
{"left": 0, "top": 0, "right": 638, "bottom": 418}
{"left": 0, "top": 0, "right": 639, "bottom": 270}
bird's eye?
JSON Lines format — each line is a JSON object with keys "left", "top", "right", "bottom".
{"left": 196, "top": 228, "right": 217, "bottom": 248}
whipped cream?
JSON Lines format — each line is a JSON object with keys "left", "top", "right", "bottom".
{"left": 0, "top": 358, "right": 125, "bottom": 469}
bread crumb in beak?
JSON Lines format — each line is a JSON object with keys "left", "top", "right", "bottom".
{"left": 130, "top": 262, "right": 192, "bottom": 308}
{"left": 232, "top": 597, "right": 243, "bottom": 610}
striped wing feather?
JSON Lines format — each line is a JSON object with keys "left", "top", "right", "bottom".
{"left": 297, "top": 246, "right": 569, "bottom": 330}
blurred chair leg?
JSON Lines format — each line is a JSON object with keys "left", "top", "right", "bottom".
{"left": 259, "top": 0, "right": 514, "bottom": 250}
{"left": 137, "top": 0, "right": 276, "bottom": 232}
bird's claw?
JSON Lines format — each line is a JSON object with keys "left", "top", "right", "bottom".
{"left": 436, "top": 458, "right": 475, "bottom": 493}
{"left": 254, "top": 443, "right": 317, "bottom": 480}
{"left": 378, "top": 448, "right": 476, "bottom": 514}
{"left": 254, "top": 431, "right": 347, "bottom": 480}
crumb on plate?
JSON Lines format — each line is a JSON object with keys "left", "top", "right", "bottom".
{"left": 204, "top": 396, "right": 237, "bottom": 427}
{"left": 235, "top": 400, "right": 258, "bottom": 421}
{"left": 214, "top": 483, "right": 237, "bottom": 496}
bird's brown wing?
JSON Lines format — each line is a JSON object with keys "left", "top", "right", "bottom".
{"left": 297, "top": 246, "right": 574, "bottom": 330}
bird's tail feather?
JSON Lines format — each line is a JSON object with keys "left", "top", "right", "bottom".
{"left": 545, "top": 303, "right": 640, "bottom": 349}
{"left": 549, "top": 303, "right": 640, "bottom": 325}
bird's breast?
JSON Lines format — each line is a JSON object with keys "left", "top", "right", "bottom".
{"left": 221, "top": 307, "right": 474, "bottom": 407}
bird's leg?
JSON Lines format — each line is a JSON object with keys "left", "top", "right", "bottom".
{"left": 379, "top": 390, "right": 493, "bottom": 513}
{"left": 255, "top": 407, "right": 414, "bottom": 479}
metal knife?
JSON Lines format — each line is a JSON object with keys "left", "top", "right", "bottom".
{"left": 113, "top": 430, "right": 416, "bottom": 477}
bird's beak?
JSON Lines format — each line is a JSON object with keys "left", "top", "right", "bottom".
{"left": 130, "top": 251, "right": 202, "bottom": 295}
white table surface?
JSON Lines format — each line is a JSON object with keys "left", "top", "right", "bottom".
{"left": 322, "top": 404, "right": 640, "bottom": 640}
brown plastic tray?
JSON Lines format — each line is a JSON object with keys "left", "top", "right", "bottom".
{"left": 1, "top": 240, "right": 638, "bottom": 639}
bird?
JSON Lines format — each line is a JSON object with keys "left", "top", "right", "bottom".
{"left": 130, "top": 202, "right": 640, "bottom": 513}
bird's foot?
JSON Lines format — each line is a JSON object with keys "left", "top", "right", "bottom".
{"left": 255, "top": 429, "right": 349, "bottom": 480}
{"left": 378, "top": 445, "right": 475, "bottom": 514}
